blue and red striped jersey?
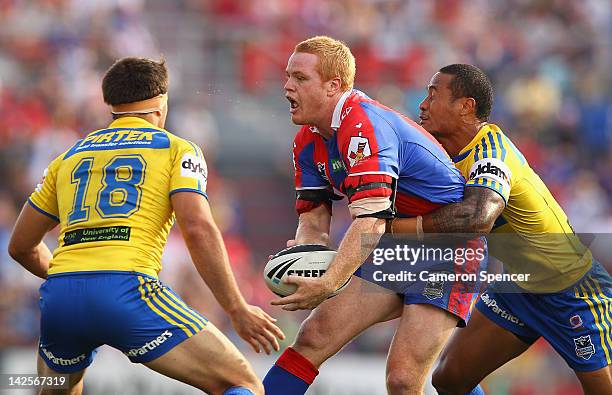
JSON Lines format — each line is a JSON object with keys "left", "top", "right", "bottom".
{"left": 293, "top": 90, "right": 465, "bottom": 217}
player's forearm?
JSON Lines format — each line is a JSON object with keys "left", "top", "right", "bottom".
{"left": 323, "top": 217, "right": 385, "bottom": 289}
{"left": 294, "top": 205, "right": 331, "bottom": 245}
{"left": 8, "top": 242, "right": 51, "bottom": 279}
{"left": 392, "top": 188, "right": 504, "bottom": 234}
{"left": 422, "top": 202, "right": 476, "bottom": 233}
{"left": 391, "top": 204, "right": 483, "bottom": 234}
{"left": 182, "top": 223, "right": 247, "bottom": 315}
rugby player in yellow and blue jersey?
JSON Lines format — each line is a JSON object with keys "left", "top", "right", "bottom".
{"left": 391, "top": 64, "right": 612, "bottom": 394}
{"left": 8, "top": 57, "right": 283, "bottom": 395}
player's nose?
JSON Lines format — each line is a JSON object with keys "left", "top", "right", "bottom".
{"left": 418, "top": 96, "right": 428, "bottom": 111}
{"left": 284, "top": 78, "right": 295, "bottom": 92}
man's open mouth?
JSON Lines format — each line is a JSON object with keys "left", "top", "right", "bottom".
{"left": 287, "top": 97, "right": 299, "bottom": 113}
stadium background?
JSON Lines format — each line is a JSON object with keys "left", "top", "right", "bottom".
{"left": 0, "top": 0, "right": 610, "bottom": 394}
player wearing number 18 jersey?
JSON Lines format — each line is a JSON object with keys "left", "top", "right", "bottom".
{"left": 31, "top": 116, "right": 207, "bottom": 277}
{"left": 8, "top": 57, "right": 283, "bottom": 395}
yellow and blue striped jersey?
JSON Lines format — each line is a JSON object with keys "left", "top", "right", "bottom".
{"left": 28, "top": 117, "right": 208, "bottom": 277}
{"left": 453, "top": 123, "right": 592, "bottom": 291}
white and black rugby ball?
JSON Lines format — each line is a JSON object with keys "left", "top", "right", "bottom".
{"left": 264, "top": 244, "right": 350, "bottom": 297}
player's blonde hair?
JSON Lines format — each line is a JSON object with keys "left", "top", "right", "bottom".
{"left": 295, "top": 36, "right": 355, "bottom": 91}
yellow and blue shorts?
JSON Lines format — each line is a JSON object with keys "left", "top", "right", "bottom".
{"left": 476, "top": 260, "right": 612, "bottom": 371}
{"left": 38, "top": 271, "right": 208, "bottom": 373}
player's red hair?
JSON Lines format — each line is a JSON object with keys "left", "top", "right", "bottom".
{"left": 295, "top": 36, "right": 355, "bottom": 91}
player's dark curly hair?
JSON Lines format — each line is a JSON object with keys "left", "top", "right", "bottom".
{"left": 102, "top": 57, "right": 168, "bottom": 105}
{"left": 439, "top": 64, "right": 493, "bottom": 121}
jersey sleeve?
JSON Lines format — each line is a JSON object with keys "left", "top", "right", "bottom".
{"left": 293, "top": 129, "right": 333, "bottom": 215}
{"left": 465, "top": 130, "right": 519, "bottom": 204}
{"left": 169, "top": 138, "right": 208, "bottom": 198}
{"left": 337, "top": 113, "right": 399, "bottom": 217}
{"left": 28, "top": 155, "right": 62, "bottom": 222}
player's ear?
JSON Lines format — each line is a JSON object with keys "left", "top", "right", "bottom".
{"left": 327, "top": 77, "right": 342, "bottom": 96}
{"left": 157, "top": 106, "right": 168, "bottom": 128}
{"left": 461, "top": 97, "right": 477, "bottom": 116}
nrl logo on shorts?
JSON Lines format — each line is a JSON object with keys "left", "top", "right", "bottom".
{"left": 347, "top": 132, "right": 371, "bottom": 167}
{"left": 423, "top": 277, "right": 444, "bottom": 300}
{"left": 574, "top": 335, "right": 595, "bottom": 360}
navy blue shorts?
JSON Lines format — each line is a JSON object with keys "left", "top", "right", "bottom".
{"left": 476, "top": 260, "right": 612, "bottom": 371}
{"left": 38, "top": 271, "right": 208, "bottom": 373}
{"left": 357, "top": 236, "right": 488, "bottom": 327}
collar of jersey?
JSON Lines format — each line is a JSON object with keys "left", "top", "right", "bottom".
{"left": 307, "top": 90, "right": 354, "bottom": 136}
{"left": 453, "top": 123, "right": 494, "bottom": 162}
{"left": 330, "top": 89, "right": 353, "bottom": 130}
{"left": 108, "top": 116, "right": 159, "bottom": 129}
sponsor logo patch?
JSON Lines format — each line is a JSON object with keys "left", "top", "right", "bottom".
{"left": 41, "top": 347, "right": 86, "bottom": 366}
{"left": 468, "top": 158, "right": 512, "bottom": 190}
{"left": 480, "top": 292, "right": 525, "bottom": 326}
{"left": 125, "top": 330, "right": 174, "bottom": 358}
{"left": 64, "top": 226, "right": 131, "bottom": 246}
{"left": 574, "top": 335, "right": 595, "bottom": 360}
{"left": 347, "top": 133, "right": 371, "bottom": 167}
{"left": 331, "top": 158, "right": 346, "bottom": 173}
{"left": 423, "top": 276, "right": 445, "bottom": 300}
{"left": 181, "top": 154, "right": 207, "bottom": 186}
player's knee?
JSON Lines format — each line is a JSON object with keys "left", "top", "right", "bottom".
{"left": 293, "top": 319, "right": 328, "bottom": 355}
{"left": 242, "top": 374, "right": 264, "bottom": 395}
{"left": 432, "top": 361, "right": 470, "bottom": 395}
{"left": 386, "top": 367, "right": 422, "bottom": 395}
{"left": 228, "top": 367, "right": 263, "bottom": 395}
{"left": 204, "top": 362, "right": 262, "bottom": 395}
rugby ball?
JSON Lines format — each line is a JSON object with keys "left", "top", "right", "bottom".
{"left": 264, "top": 244, "right": 350, "bottom": 297}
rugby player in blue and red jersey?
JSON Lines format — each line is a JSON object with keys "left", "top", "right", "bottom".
{"left": 263, "top": 36, "right": 487, "bottom": 395}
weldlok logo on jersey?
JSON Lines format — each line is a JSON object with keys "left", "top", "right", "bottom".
{"left": 347, "top": 133, "right": 371, "bottom": 167}
{"left": 574, "top": 335, "right": 595, "bottom": 360}
{"left": 181, "top": 154, "right": 208, "bottom": 185}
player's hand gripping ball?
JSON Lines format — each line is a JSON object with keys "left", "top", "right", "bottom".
{"left": 264, "top": 244, "right": 350, "bottom": 297}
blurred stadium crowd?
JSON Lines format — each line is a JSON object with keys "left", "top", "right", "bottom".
{"left": 0, "top": 0, "right": 610, "bottom": 393}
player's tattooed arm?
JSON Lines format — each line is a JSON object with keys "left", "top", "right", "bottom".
{"left": 390, "top": 187, "right": 505, "bottom": 235}
{"left": 423, "top": 187, "right": 505, "bottom": 233}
